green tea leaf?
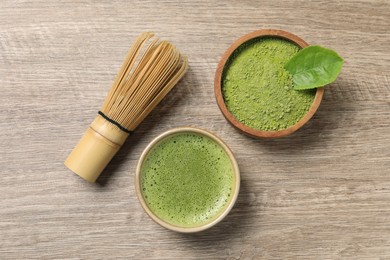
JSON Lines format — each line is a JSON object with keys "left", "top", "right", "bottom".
{"left": 284, "top": 45, "right": 344, "bottom": 90}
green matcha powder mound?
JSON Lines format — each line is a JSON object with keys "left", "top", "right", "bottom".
{"left": 222, "top": 37, "right": 316, "bottom": 131}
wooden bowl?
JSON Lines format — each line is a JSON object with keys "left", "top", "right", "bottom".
{"left": 214, "top": 29, "right": 324, "bottom": 138}
{"left": 135, "top": 127, "right": 240, "bottom": 233}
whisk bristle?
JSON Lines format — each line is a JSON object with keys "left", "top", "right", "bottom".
{"left": 101, "top": 32, "right": 188, "bottom": 132}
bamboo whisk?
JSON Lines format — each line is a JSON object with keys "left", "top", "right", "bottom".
{"left": 65, "top": 32, "right": 188, "bottom": 182}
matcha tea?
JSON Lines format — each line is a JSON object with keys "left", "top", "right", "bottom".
{"left": 140, "top": 132, "right": 235, "bottom": 227}
{"left": 222, "top": 37, "right": 316, "bottom": 131}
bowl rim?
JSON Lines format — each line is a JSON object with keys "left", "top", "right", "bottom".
{"left": 214, "top": 29, "right": 324, "bottom": 138}
{"left": 135, "top": 126, "right": 240, "bottom": 233}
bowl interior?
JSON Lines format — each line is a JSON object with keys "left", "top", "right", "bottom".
{"left": 135, "top": 127, "right": 240, "bottom": 233}
{"left": 214, "top": 29, "right": 324, "bottom": 138}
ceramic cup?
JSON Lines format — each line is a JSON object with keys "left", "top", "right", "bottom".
{"left": 135, "top": 127, "right": 240, "bottom": 233}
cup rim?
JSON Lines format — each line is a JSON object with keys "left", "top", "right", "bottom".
{"left": 135, "top": 126, "right": 240, "bottom": 233}
{"left": 214, "top": 29, "right": 324, "bottom": 138}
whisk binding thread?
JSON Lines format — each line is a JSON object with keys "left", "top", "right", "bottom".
{"left": 98, "top": 111, "right": 132, "bottom": 134}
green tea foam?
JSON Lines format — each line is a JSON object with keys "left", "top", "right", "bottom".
{"left": 140, "top": 132, "right": 235, "bottom": 227}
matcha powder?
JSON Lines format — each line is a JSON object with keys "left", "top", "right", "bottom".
{"left": 222, "top": 37, "right": 316, "bottom": 131}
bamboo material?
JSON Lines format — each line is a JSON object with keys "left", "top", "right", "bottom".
{"left": 65, "top": 32, "right": 188, "bottom": 182}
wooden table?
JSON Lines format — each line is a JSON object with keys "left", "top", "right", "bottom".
{"left": 1, "top": 1, "right": 389, "bottom": 259}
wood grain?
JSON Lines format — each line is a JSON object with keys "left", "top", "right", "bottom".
{"left": 0, "top": 0, "right": 389, "bottom": 259}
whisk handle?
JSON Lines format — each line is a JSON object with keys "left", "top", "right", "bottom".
{"left": 64, "top": 115, "right": 129, "bottom": 182}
